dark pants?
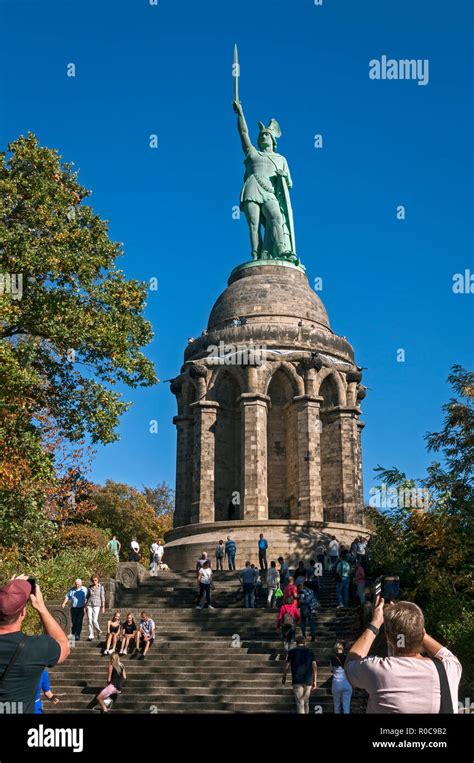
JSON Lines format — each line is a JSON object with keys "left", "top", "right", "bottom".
{"left": 243, "top": 583, "right": 255, "bottom": 608}
{"left": 258, "top": 551, "right": 268, "bottom": 571}
{"left": 227, "top": 554, "right": 236, "bottom": 571}
{"left": 301, "top": 611, "right": 316, "bottom": 639}
{"left": 71, "top": 606, "right": 85, "bottom": 640}
{"left": 281, "top": 625, "right": 296, "bottom": 648}
{"left": 308, "top": 579, "right": 320, "bottom": 595}
{"left": 216, "top": 556, "right": 224, "bottom": 570}
{"left": 198, "top": 583, "right": 211, "bottom": 607}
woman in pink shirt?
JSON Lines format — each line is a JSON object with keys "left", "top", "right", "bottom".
{"left": 354, "top": 563, "right": 366, "bottom": 605}
{"left": 277, "top": 596, "right": 301, "bottom": 652}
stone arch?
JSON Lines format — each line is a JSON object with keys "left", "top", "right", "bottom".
{"left": 208, "top": 364, "right": 245, "bottom": 402}
{"left": 316, "top": 367, "right": 346, "bottom": 407}
{"left": 267, "top": 367, "right": 299, "bottom": 520}
{"left": 263, "top": 360, "right": 304, "bottom": 398}
{"left": 212, "top": 369, "right": 242, "bottom": 522}
{"left": 318, "top": 370, "right": 346, "bottom": 523}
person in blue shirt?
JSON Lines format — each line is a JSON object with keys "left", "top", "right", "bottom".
{"left": 34, "top": 669, "right": 59, "bottom": 713}
{"left": 258, "top": 533, "right": 268, "bottom": 571}
{"left": 225, "top": 536, "right": 237, "bottom": 570}
{"left": 61, "top": 579, "right": 88, "bottom": 641}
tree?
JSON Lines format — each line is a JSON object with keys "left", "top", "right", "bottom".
{"left": 0, "top": 133, "right": 157, "bottom": 446}
{"left": 0, "top": 134, "right": 157, "bottom": 553}
{"left": 85, "top": 480, "right": 169, "bottom": 559}
{"left": 366, "top": 365, "right": 474, "bottom": 693}
{"left": 143, "top": 482, "right": 174, "bottom": 529}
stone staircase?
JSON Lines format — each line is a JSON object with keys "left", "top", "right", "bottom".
{"left": 45, "top": 570, "right": 367, "bottom": 713}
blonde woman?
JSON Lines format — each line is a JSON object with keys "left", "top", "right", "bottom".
{"left": 96, "top": 654, "right": 126, "bottom": 713}
{"left": 104, "top": 611, "right": 121, "bottom": 655}
{"left": 331, "top": 641, "right": 352, "bottom": 714}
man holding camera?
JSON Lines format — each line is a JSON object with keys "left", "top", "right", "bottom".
{"left": 345, "top": 597, "right": 462, "bottom": 713}
{"left": 0, "top": 575, "right": 70, "bottom": 713}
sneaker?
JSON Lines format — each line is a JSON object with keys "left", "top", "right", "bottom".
{"left": 88, "top": 637, "right": 93, "bottom": 642}
{"left": 137, "top": 654, "right": 144, "bottom": 661}
{"left": 208, "top": 605, "right": 215, "bottom": 610}
{"left": 195, "top": 605, "right": 202, "bottom": 609}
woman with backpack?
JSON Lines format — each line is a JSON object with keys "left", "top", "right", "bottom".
{"left": 330, "top": 641, "right": 352, "bottom": 714}
{"left": 277, "top": 596, "right": 300, "bottom": 651}
{"left": 96, "top": 654, "right": 126, "bottom": 713}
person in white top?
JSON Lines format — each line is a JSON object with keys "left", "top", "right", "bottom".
{"left": 328, "top": 536, "right": 340, "bottom": 571}
{"left": 345, "top": 598, "right": 462, "bottom": 713}
{"left": 156, "top": 542, "right": 164, "bottom": 567}
{"left": 196, "top": 561, "right": 214, "bottom": 609}
{"left": 266, "top": 561, "right": 280, "bottom": 608}
{"left": 150, "top": 541, "right": 159, "bottom": 576}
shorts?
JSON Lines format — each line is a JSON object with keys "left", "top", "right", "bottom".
{"left": 98, "top": 683, "right": 121, "bottom": 699}
{"left": 140, "top": 635, "right": 154, "bottom": 646}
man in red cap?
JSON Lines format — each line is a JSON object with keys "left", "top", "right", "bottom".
{"left": 0, "top": 575, "right": 70, "bottom": 713}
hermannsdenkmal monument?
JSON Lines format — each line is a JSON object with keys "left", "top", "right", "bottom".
{"left": 165, "top": 48, "right": 368, "bottom": 567}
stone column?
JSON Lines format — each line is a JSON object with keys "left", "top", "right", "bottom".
{"left": 355, "top": 420, "right": 365, "bottom": 523}
{"left": 190, "top": 400, "right": 219, "bottom": 524}
{"left": 172, "top": 414, "right": 194, "bottom": 528}
{"left": 338, "top": 407, "right": 362, "bottom": 525}
{"left": 293, "top": 395, "right": 324, "bottom": 521}
{"left": 239, "top": 392, "right": 269, "bottom": 520}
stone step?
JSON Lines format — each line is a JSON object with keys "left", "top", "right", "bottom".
{"left": 48, "top": 567, "right": 366, "bottom": 714}
{"left": 45, "top": 699, "right": 347, "bottom": 713}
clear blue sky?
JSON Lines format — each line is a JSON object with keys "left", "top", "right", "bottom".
{"left": 1, "top": 0, "right": 473, "bottom": 499}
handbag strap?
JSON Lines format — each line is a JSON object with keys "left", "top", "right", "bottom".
{"left": 0, "top": 635, "right": 27, "bottom": 686}
{"left": 430, "top": 658, "right": 454, "bottom": 714}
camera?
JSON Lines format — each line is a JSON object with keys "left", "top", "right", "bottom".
{"left": 27, "top": 577, "right": 36, "bottom": 595}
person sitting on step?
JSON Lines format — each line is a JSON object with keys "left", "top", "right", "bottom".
{"left": 119, "top": 613, "right": 138, "bottom": 655}
{"left": 103, "top": 611, "right": 121, "bottom": 655}
{"left": 136, "top": 611, "right": 155, "bottom": 660}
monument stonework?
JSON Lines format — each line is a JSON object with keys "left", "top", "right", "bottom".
{"left": 164, "top": 50, "right": 368, "bottom": 568}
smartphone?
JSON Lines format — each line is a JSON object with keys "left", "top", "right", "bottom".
{"left": 383, "top": 576, "right": 400, "bottom": 602}
{"left": 27, "top": 577, "right": 36, "bottom": 595}
{"left": 374, "top": 575, "right": 400, "bottom": 606}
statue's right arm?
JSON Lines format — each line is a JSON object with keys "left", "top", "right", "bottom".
{"left": 233, "top": 100, "right": 252, "bottom": 154}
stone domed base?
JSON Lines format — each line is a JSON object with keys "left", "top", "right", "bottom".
{"left": 164, "top": 520, "right": 368, "bottom": 571}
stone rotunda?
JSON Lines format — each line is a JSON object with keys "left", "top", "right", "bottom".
{"left": 165, "top": 259, "right": 368, "bottom": 569}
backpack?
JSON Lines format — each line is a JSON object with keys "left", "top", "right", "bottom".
{"left": 300, "top": 589, "right": 320, "bottom": 615}
{"left": 282, "top": 608, "right": 295, "bottom": 627}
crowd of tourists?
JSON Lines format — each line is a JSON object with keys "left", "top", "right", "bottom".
{"left": 0, "top": 526, "right": 462, "bottom": 716}
{"left": 194, "top": 532, "right": 369, "bottom": 614}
